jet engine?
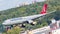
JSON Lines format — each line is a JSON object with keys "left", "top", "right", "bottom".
{"left": 27, "top": 20, "right": 33, "bottom": 24}
{"left": 26, "top": 20, "right": 37, "bottom": 25}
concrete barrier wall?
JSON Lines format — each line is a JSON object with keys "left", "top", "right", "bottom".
{"left": 30, "top": 26, "right": 50, "bottom": 34}
{"left": 21, "top": 26, "right": 51, "bottom": 34}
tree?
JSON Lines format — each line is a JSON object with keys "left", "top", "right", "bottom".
{"left": 7, "top": 26, "right": 23, "bottom": 34}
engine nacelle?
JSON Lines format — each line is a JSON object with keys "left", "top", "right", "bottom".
{"left": 26, "top": 20, "right": 33, "bottom": 24}
{"left": 26, "top": 20, "right": 37, "bottom": 25}
{"left": 33, "top": 21, "right": 37, "bottom": 25}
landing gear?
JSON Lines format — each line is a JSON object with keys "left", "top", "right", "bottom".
{"left": 13, "top": 24, "right": 26, "bottom": 28}
{"left": 21, "top": 24, "right": 26, "bottom": 28}
{"left": 30, "top": 23, "right": 35, "bottom": 25}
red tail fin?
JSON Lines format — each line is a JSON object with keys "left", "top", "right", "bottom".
{"left": 40, "top": 4, "right": 48, "bottom": 14}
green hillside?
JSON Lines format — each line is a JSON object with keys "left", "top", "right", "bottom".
{"left": 0, "top": 0, "right": 60, "bottom": 26}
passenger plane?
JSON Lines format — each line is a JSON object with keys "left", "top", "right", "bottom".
{"left": 2, "top": 4, "right": 56, "bottom": 25}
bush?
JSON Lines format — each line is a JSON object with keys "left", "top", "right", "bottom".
{"left": 4, "top": 26, "right": 23, "bottom": 34}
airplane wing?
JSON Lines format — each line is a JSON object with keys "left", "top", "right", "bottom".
{"left": 31, "top": 10, "right": 56, "bottom": 20}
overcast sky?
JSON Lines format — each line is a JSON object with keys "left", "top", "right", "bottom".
{"left": 0, "top": 0, "right": 45, "bottom": 11}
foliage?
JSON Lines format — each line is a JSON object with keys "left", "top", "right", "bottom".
{"left": 3, "top": 26, "right": 23, "bottom": 34}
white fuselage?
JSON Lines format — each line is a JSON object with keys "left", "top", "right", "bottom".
{"left": 2, "top": 14, "right": 46, "bottom": 25}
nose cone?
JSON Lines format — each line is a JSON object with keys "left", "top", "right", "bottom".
{"left": 2, "top": 23, "right": 7, "bottom": 25}
{"left": 2, "top": 20, "right": 11, "bottom": 25}
{"left": 2, "top": 21, "right": 8, "bottom": 25}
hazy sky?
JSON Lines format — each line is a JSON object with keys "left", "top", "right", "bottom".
{"left": 0, "top": 0, "right": 45, "bottom": 11}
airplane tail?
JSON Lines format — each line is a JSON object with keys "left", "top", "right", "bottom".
{"left": 40, "top": 4, "right": 48, "bottom": 14}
